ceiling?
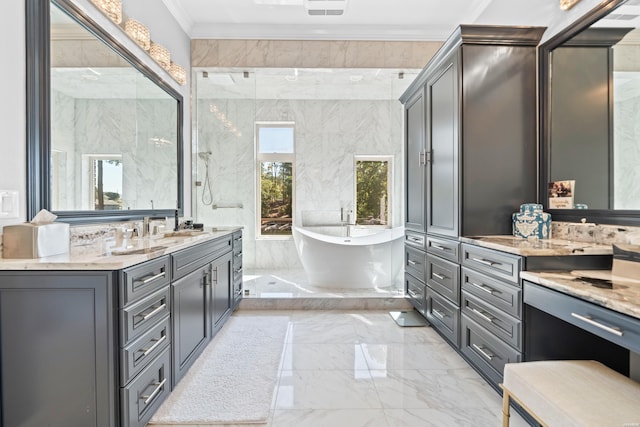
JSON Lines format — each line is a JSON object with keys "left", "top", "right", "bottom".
{"left": 160, "top": 0, "right": 559, "bottom": 40}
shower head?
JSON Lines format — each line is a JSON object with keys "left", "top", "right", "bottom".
{"left": 198, "top": 151, "right": 212, "bottom": 161}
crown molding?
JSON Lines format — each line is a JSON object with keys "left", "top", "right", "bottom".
{"left": 161, "top": 0, "right": 195, "bottom": 36}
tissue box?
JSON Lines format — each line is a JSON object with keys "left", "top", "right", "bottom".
{"left": 512, "top": 203, "right": 551, "bottom": 239}
{"left": 2, "top": 222, "right": 70, "bottom": 258}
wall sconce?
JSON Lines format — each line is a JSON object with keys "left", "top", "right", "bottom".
{"left": 560, "top": 0, "right": 581, "bottom": 10}
{"left": 125, "top": 19, "right": 151, "bottom": 51}
{"left": 170, "top": 62, "right": 187, "bottom": 86}
{"left": 150, "top": 42, "right": 171, "bottom": 71}
{"left": 90, "top": 0, "right": 122, "bottom": 24}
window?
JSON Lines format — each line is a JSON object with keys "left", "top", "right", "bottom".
{"left": 256, "top": 123, "right": 295, "bottom": 237}
{"left": 355, "top": 156, "right": 392, "bottom": 226}
{"left": 82, "top": 154, "right": 123, "bottom": 211}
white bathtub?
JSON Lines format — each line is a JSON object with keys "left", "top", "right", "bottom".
{"left": 292, "top": 225, "right": 405, "bottom": 289}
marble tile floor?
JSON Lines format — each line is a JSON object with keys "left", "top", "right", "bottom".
{"left": 167, "top": 310, "right": 529, "bottom": 427}
{"left": 240, "top": 269, "right": 411, "bottom": 310}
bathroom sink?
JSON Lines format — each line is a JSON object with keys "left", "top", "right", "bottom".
{"left": 110, "top": 245, "right": 168, "bottom": 256}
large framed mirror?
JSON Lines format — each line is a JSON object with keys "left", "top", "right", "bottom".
{"left": 540, "top": 0, "right": 640, "bottom": 225}
{"left": 26, "top": 0, "right": 184, "bottom": 223}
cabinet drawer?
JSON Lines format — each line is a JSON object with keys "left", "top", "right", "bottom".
{"left": 233, "top": 259, "right": 243, "bottom": 283}
{"left": 233, "top": 277, "right": 243, "bottom": 306}
{"left": 121, "top": 348, "right": 171, "bottom": 427}
{"left": 405, "top": 230, "right": 426, "bottom": 250}
{"left": 233, "top": 249, "right": 243, "bottom": 267}
{"left": 172, "top": 236, "right": 232, "bottom": 280}
{"left": 232, "top": 232, "right": 243, "bottom": 252}
{"left": 405, "top": 273, "right": 426, "bottom": 315}
{"left": 426, "top": 255, "right": 460, "bottom": 305}
{"left": 461, "top": 267, "right": 521, "bottom": 318}
{"left": 426, "top": 289, "right": 460, "bottom": 347}
{"left": 121, "top": 256, "right": 170, "bottom": 306}
{"left": 524, "top": 281, "right": 640, "bottom": 354}
{"left": 461, "top": 315, "right": 521, "bottom": 387}
{"left": 121, "top": 287, "right": 171, "bottom": 345}
{"left": 461, "top": 244, "right": 521, "bottom": 284}
{"left": 426, "top": 236, "right": 459, "bottom": 263}
{"left": 462, "top": 291, "right": 522, "bottom": 351}
{"left": 121, "top": 315, "right": 171, "bottom": 385}
{"left": 405, "top": 245, "right": 427, "bottom": 281}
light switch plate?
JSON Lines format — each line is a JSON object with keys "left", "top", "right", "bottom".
{"left": 0, "top": 190, "right": 19, "bottom": 219}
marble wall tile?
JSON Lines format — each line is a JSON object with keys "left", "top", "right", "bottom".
{"left": 192, "top": 39, "right": 440, "bottom": 68}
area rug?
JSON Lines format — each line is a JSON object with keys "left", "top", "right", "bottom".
{"left": 150, "top": 315, "right": 289, "bottom": 425}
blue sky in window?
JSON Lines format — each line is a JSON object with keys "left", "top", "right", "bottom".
{"left": 258, "top": 127, "right": 294, "bottom": 153}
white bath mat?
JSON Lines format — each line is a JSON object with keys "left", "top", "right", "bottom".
{"left": 149, "top": 315, "right": 289, "bottom": 425}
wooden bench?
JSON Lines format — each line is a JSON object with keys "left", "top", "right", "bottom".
{"left": 501, "top": 360, "right": 640, "bottom": 427}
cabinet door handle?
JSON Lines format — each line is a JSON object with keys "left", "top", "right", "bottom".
{"left": 141, "top": 335, "right": 167, "bottom": 358}
{"left": 472, "top": 343, "right": 495, "bottom": 361}
{"left": 235, "top": 252, "right": 243, "bottom": 258}
{"left": 431, "top": 244, "right": 449, "bottom": 251}
{"left": 432, "top": 309, "right": 446, "bottom": 320}
{"left": 419, "top": 151, "right": 426, "bottom": 166}
{"left": 471, "top": 307, "right": 494, "bottom": 323}
{"left": 234, "top": 267, "right": 243, "bottom": 275}
{"left": 135, "top": 271, "right": 165, "bottom": 285}
{"left": 235, "top": 236, "right": 243, "bottom": 242}
{"left": 141, "top": 378, "right": 167, "bottom": 405}
{"left": 139, "top": 303, "right": 166, "bottom": 322}
{"left": 432, "top": 272, "right": 446, "bottom": 281}
{"left": 468, "top": 281, "right": 497, "bottom": 295}
{"left": 407, "top": 289, "right": 420, "bottom": 299}
{"left": 471, "top": 257, "right": 500, "bottom": 267}
{"left": 407, "top": 259, "right": 417, "bottom": 266}
{"left": 212, "top": 267, "right": 218, "bottom": 285}
{"left": 570, "top": 312, "right": 623, "bottom": 337}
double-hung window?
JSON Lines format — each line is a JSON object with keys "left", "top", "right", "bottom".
{"left": 256, "top": 123, "right": 295, "bottom": 237}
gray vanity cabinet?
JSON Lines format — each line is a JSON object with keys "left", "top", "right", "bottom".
{"left": 232, "top": 231, "right": 244, "bottom": 309}
{"left": 0, "top": 271, "right": 117, "bottom": 427}
{"left": 405, "top": 88, "right": 427, "bottom": 233}
{"left": 171, "top": 265, "right": 210, "bottom": 386}
{"left": 211, "top": 251, "right": 233, "bottom": 334}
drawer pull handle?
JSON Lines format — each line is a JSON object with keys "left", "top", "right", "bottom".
{"left": 407, "top": 259, "right": 417, "bottom": 266}
{"left": 431, "top": 244, "right": 449, "bottom": 251}
{"left": 407, "top": 289, "right": 421, "bottom": 299}
{"left": 235, "top": 236, "right": 243, "bottom": 242}
{"left": 235, "top": 252, "right": 243, "bottom": 258}
{"left": 471, "top": 257, "right": 500, "bottom": 267}
{"left": 408, "top": 236, "right": 423, "bottom": 243}
{"left": 469, "top": 281, "right": 496, "bottom": 295}
{"left": 472, "top": 343, "right": 495, "bottom": 360}
{"left": 136, "top": 271, "right": 166, "bottom": 285}
{"left": 471, "top": 307, "right": 494, "bottom": 323}
{"left": 432, "top": 309, "right": 446, "bottom": 320}
{"left": 570, "top": 313, "right": 623, "bottom": 337}
{"left": 432, "top": 272, "right": 447, "bottom": 280}
{"left": 139, "top": 303, "right": 167, "bottom": 321}
{"left": 141, "top": 378, "right": 167, "bottom": 405}
{"left": 141, "top": 335, "right": 167, "bottom": 358}
{"left": 235, "top": 267, "right": 243, "bottom": 275}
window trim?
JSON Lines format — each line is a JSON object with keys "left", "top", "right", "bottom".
{"left": 255, "top": 122, "right": 296, "bottom": 239}
{"left": 353, "top": 155, "right": 393, "bottom": 228}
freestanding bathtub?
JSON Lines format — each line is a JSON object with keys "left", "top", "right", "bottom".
{"left": 292, "top": 225, "right": 405, "bottom": 289}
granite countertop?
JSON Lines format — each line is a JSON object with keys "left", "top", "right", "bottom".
{"left": 0, "top": 226, "right": 242, "bottom": 271}
{"left": 460, "top": 235, "right": 613, "bottom": 257}
{"left": 521, "top": 270, "right": 640, "bottom": 320}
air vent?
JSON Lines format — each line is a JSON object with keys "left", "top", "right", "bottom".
{"left": 305, "top": 0, "right": 346, "bottom": 16}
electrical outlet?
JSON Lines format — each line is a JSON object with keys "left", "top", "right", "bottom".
{"left": 0, "top": 190, "right": 19, "bottom": 219}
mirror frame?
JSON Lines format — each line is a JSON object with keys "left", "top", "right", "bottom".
{"left": 539, "top": 0, "right": 640, "bottom": 226}
{"left": 26, "top": 0, "right": 184, "bottom": 223}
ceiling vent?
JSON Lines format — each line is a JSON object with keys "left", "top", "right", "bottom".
{"left": 605, "top": 13, "right": 640, "bottom": 21}
{"left": 304, "top": 0, "right": 347, "bottom": 16}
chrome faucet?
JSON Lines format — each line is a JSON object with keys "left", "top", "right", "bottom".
{"left": 143, "top": 216, "right": 167, "bottom": 237}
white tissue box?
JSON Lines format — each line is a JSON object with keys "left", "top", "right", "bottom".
{"left": 2, "top": 222, "right": 70, "bottom": 259}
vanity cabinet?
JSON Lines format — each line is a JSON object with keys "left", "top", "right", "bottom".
{"left": 0, "top": 231, "right": 241, "bottom": 427}
{"left": 232, "top": 231, "right": 244, "bottom": 308}
{"left": 0, "top": 272, "right": 117, "bottom": 427}
{"left": 401, "top": 25, "right": 543, "bottom": 350}
{"left": 459, "top": 245, "right": 524, "bottom": 387}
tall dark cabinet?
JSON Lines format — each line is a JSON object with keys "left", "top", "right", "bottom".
{"left": 401, "top": 26, "right": 544, "bottom": 347}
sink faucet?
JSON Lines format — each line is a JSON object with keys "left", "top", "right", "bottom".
{"left": 143, "top": 216, "right": 167, "bottom": 237}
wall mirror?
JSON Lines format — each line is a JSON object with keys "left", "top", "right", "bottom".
{"left": 27, "top": 0, "right": 184, "bottom": 223}
{"left": 540, "top": 0, "right": 640, "bottom": 225}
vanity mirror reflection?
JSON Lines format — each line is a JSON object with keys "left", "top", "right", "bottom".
{"left": 540, "top": 0, "right": 640, "bottom": 225}
{"left": 27, "top": 0, "right": 184, "bottom": 223}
